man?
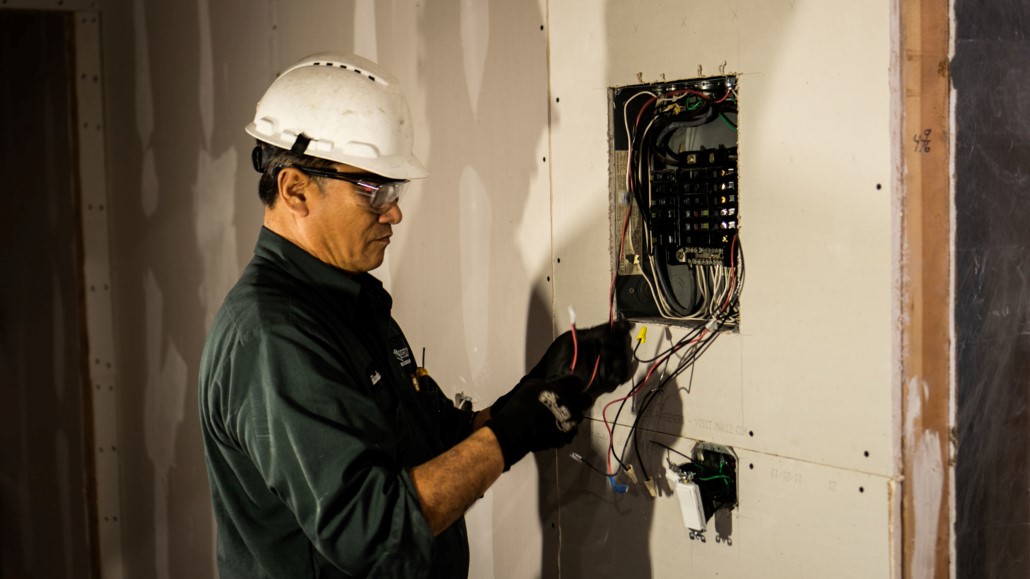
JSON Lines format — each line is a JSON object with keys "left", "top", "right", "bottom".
{"left": 199, "top": 53, "right": 632, "bottom": 578}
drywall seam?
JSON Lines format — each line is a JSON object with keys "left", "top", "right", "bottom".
{"left": 549, "top": 1, "right": 895, "bottom": 576}
{"left": 890, "top": 0, "right": 905, "bottom": 573}
{"left": 74, "top": 10, "right": 125, "bottom": 579}
{"left": 353, "top": 0, "right": 377, "bottom": 62}
{"left": 544, "top": 0, "right": 557, "bottom": 335}
{"left": 459, "top": 0, "right": 488, "bottom": 121}
{"left": 142, "top": 271, "right": 188, "bottom": 579}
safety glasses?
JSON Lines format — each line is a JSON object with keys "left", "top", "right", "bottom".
{"left": 288, "top": 165, "right": 409, "bottom": 213}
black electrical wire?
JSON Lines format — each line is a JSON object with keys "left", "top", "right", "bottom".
{"left": 650, "top": 440, "right": 693, "bottom": 463}
{"left": 630, "top": 95, "right": 740, "bottom": 318}
{"left": 598, "top": 82, "right": 745, "bottom": 487}
{"left": 633, "top": 323, "right": 705, "bottom": 363}
{"left": 612, "top": 335, "right": 709, "bottom": 480}
{"left": 620, "top": 332, "right": 717, "bottom": 480}
{"left": 608, "top": 241, "right": 745, "bottom": 486}
{"left": 593, "top": 311, "right": 729, "bottom": 486}
{"left": 631, "top": 343, "right": 702, "bottom": 482}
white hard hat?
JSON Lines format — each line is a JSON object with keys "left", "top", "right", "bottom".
{"left": 246, "top": 52, "right": 427, "bottom": 180}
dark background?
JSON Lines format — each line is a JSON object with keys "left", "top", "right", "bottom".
{"left": 952, "top": 2, "right": 1030, "bottom": 577}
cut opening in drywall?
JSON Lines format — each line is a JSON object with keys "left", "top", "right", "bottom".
{"left": 610, "top": 76, "right": 741, "bottom": 329}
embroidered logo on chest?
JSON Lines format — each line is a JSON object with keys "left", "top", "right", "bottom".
{"left": 393, "top": 347, "right": 412, "bottom": 367}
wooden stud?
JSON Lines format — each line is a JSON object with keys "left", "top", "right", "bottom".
{"left": 899, "top": 0, "right": 952, "bottom": 577}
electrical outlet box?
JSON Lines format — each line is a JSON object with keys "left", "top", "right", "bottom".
{"left": 669, "top": 441, "right": 739, "bottom": 535}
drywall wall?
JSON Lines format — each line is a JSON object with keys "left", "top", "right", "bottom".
{"left": 93, "top": 1, "right": 918, "bottom": 578}
{"left": 952, "top": 2, "right": 1030, "bottom": 577}
{"left": 545, "top": 1, "right": 899, "bottom": 577}
{"left": 99, "top": 0, "right": 552, "bottom": 577}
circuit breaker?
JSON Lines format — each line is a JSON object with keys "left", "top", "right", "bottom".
{"left": 610, "top": 76, "right": 741, "bottom": 327}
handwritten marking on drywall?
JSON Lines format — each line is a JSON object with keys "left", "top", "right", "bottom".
{"left": 770, "top": 468, "right": 803, "bottom": 486}
{"left": 913, "top": 129, "right": 933, "bottom": 153}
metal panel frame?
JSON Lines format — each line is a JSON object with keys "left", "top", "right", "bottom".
{"left": 73, "top": 10, "right": 124, "bottom": 579}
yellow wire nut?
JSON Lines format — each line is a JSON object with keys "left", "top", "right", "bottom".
{"left": 415, "top": 367, "right": 430, "bottom": 378}
{"left": 637, "top": 326, "right": 648, "bottom": 344}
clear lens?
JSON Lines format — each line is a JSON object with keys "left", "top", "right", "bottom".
{"left": 364, "top": 180, "right": 408, "bottom": 210}
{"left": 292, "top": 165, "right": 409, "bottom": 214}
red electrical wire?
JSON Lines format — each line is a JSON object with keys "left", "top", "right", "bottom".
{"left": 594, "top": 82, "right": 738, "bottom": 479}
{"left": 569, "top": 323, "right": 579, "bottom": 372}
{"left": 720, "top": 233, "right": 740, "bottom": 312}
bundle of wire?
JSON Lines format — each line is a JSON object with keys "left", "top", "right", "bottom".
{"left": 619, "top": 84, "right": 740, "bottom": 323}
{"left": 595, "top": 247, "right": 742, "bottom": 491}
{"left": 573, "top": 83, "right": 743, "bottom": 492}
{"left": 587, "top": 181, "right": 744, "bottom": 491}
{"left": 585, "top": 92, "right": 745, "bottom": 484}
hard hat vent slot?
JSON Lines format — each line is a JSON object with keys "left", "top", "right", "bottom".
{"left": 311, "top": 60, "right": 378, "bottom": 83}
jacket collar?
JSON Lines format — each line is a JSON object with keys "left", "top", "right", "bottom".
{"left": 253, "top": 226, "right": 393, "bottom": 313}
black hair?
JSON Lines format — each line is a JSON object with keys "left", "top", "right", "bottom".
{"left": 252, "top": 140, "right": 338, "bottom": 207}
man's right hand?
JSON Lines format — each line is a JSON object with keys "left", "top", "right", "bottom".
{"left": 486, "top": 375, "right": 587, "bottom": 471}
{"left": 527, "top": 319, "right": 635, "bottom": 394}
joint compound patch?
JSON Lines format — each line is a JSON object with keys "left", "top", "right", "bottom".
{"left": 539, "top": 391, "right": 574, "bottom": 432}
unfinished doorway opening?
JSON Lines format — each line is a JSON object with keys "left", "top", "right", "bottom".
{"left": 0, "top": 9, "right": 97, "bottom": 579}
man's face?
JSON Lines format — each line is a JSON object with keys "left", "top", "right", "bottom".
{"left": 299, "top": 164, "right": 403, "bottom": 273}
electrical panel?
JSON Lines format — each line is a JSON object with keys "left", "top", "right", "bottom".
{"left": 610, "top": 76, "right": 741, "bottom": 327}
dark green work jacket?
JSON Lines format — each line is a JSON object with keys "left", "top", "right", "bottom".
{"left": 199, "top": 227, "right": 473, "bottom": 578}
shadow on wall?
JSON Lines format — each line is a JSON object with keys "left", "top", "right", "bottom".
{"left": 388, "top": 0, "right": 552, "bottom": 573}
{"left": 526, "top": 0, "right": 807, "bottom": 574}
{"left": 533, "top": 214, "right": 682, "bottom": 579}
{"left": 383, "top": 0, "right": 592, "bottom": 576}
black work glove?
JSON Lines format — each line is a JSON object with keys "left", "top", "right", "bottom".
{"left": 486, "top": 375, "right": 587, "bottom": 470}
{"left": 527, "top": 319, "right": 635, "bottom": 396}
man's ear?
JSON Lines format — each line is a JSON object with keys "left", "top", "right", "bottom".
{"left": 277, "top": 167, "right": 311, "bottom": 217}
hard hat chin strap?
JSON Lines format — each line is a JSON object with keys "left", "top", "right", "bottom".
{"left": 251, "top": 133, "right": 313, "bottom": 173}
{"left": 290, "top": 134, "right": 312, "bottom": 155}
{"left": 251, "top": 145, "right": 265, "bottom": 172}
